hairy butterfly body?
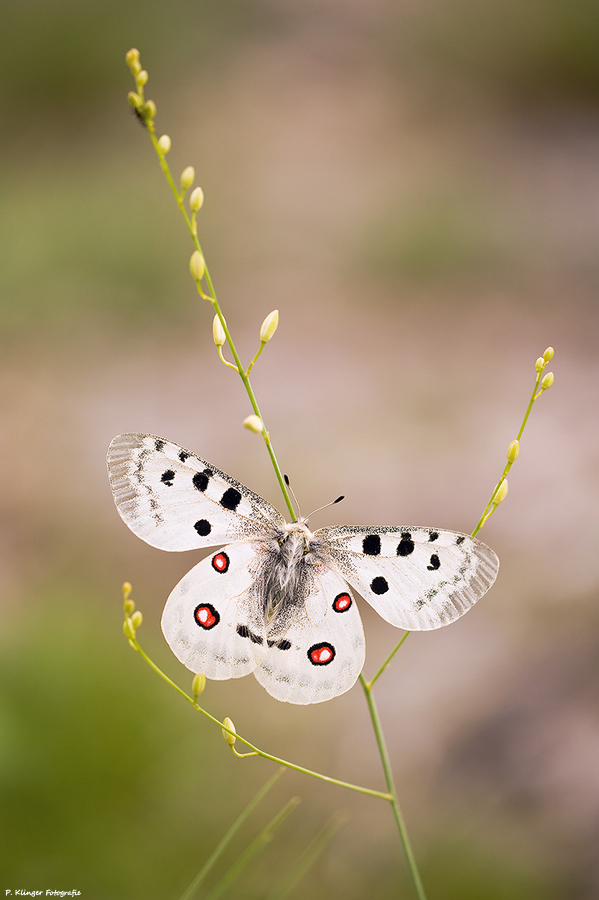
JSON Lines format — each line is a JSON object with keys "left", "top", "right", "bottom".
{"left": 108, "top": 433, "right": 499, "bottom": 704}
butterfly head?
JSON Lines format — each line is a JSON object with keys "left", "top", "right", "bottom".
{"left": 281, "top": 517, "right": 314, "bottom": 546}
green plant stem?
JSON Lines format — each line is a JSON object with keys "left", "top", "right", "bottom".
{"left": 472, "top": 366, "right": 544, "bottom": 537}
{"left": 205, "top": 797, "right": 301, "bottom": 900}
{"left": 366, "top": 630, "right": 411, "bottom": 690}
{"left": 359, "top": 674, "right": 428, "bottom": 900}
{"left": 178, "top": 767, "right": 285, "bottom": 900}
{"left": 267, "top": 813, "right": 345, "bottom": 900}
{"left": 128, "top": 60, "right": 556, "bottom": 900}
{"left": 131, "top": 636, "right": 390, "bottom": 802}
{"left": 147, "top": 129, "right": 296, "bottom": 520}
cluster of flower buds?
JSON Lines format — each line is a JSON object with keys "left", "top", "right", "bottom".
{"left": 126, "top": 49, "right": 284, "bottom": 462}
{"left": 122, "top": 582, "right": 143, "bottom": 647}
{"left": 479, "top": 346, "right": 556, "bottom": 530}
{"left": 126, "top": 48, "right": 206, "bottom": 228}
{"left": 126, "top": 49, "right": 156, "bottom": 129}
{"left": 535, "top": 346, "right": 555, "bottom": 393}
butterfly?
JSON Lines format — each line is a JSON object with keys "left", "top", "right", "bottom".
{"left": 107, "top": 433, "right": 499, "bottom": 705}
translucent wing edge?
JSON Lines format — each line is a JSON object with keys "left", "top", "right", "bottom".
{"left": 107, "top": 433, "right": 286, "bottom": 549}
{"left": 317, "top": 525, "right": 499, "bottom": 630}
{"left": 108, "top": 433, "right": 285, "bottom": 523}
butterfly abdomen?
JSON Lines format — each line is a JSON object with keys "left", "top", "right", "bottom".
{"left": 258, "top": 523, "right": 315, "bottom": 625}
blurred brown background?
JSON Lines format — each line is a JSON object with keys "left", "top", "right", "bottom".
{"left": 1, "top": 0, "right": 598, "bottom": 897}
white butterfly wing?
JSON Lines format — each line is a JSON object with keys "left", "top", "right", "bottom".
{"left": 107, "top": 433, "right": 286, "bottom": 551}
{"left": 255, "top": 566, "right": 365, "bottom": 704}
{"left": 317, "top": 526, "right": 499, "bottom": 631}
{"left": 161, "top": 541, "right": 269, "bottom": 680}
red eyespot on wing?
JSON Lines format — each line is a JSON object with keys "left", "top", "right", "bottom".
{"left": 308, "top": 642, "right": 336, "bottom": 666}
{"left": 194, "top": 603, "right": 220, "bottom": 630}
{"left": 211, "top": 552, "right": 230, "bottom": 573}
{"left": 333, "top": 592, "right": 352, "bottom": 613}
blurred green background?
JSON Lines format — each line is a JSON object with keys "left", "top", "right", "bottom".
{"left": 1, "top": 0, "right": 598, "bottom": 897}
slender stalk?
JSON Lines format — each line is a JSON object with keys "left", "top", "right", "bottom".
{"left": 146, "top": 127, "right": 296, "bottom": 520}
{"left": 366, "top": 630, "right": 411, "bottom": 690}
{"left": 472, "top": 364, "right": 545, "bottom": 537}
{"left": 178, "top": 768, "right": 285, "bottom": 900}
{"left": 359, "top": 674, "right": 428, "bottom": 900}
{"left": 205, "top": 797, "right": 300, "bottom": 900}
{"left": 126, "top": 57, "right": 553, "bottom": 900}
{"left": 267, "top": 813, "right": 345, "bottom": 900}
{"left": 131, "top": 635, "right": 390, "bottom": 802}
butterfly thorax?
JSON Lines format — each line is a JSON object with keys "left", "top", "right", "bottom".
{"left": 261, "top": 519, "right": 316, "bottom": 625}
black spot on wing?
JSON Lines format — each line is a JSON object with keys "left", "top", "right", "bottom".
{"left": 193, "top": 469, "right": 212, "bottom": 492}
{"left": 427, "top": 553, "right": 440, "bottom": 571}
{"left": 179, "top": 450, "right": 190, "bottom": 462}
{"left": 362, "top": 534, "right": 381, "bottom": 556}
{"left": 161, "top": 469, "right": 175, "bottom": 486}
{"left": 267, "top": 638, "right": 292, "bottom": 650}
{"left": 220, "top": 487, "right": 242, "bottom": 511}
{"left": 154, "top": 439, "right": 165, "bottom": 452}
{"left": 194, "top": 519, "right": 211, "bottom": 537}
{"left": 371, "top": 576, "right": 389, "bottom": 595}
{"left": 397, "top": 532, "right": 415, "bottom": 556}
{"left": 456, "top": 535, "right": 466, "bottom": 545}
{"left": 428, "top": 531, "right": 439, "bottom": 542}
{"left": 237, "top": 624, "right": 263, "bottom": 645}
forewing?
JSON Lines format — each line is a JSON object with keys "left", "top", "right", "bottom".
{"left": 317, "top": 525, "right": 499, "bottom": 631}
{"left": 107, "top": 433, "right": 285, "bottom": 551}
{"left": 254, "top": 565, "right": 365, "bottom": 704}
{"left": 161, "top": 542, "right": 268, "bottom": 680}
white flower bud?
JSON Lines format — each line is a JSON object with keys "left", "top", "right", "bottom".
{"left": 243, "top": 415, "right": 263, "bottom": 433}
{"left": 192, "top": 673, "right": 206, "bottom": 698}
{"left": 157, "top": 134, "right": 171, "bottom": 154}
{"left": 540, "top": 371, "right": 554, "bottom": 391}
{"left": 190, "top": 187, "right": 204, "bottom": 211}
{"left": 259, "top": 309, "right": 279, "bottom": 343}
{"left": 189, "top": 250, "right": 205, "bottom": 281}
{"left": 506, "top": 440, "right": 520, "bottom": 462}
{"left": 543, "top": 346, "right": 554, "bottom": 362}
{"left": 126, "top": 48, "right": 141, "bottom": 75}
{"left": 142, "top": 100, "right": 156, "bottom": 120}
{"left": 222, "top": 716, "right": 236, "bottom": 746}
{"left": 180, "top": 166, "right": 195, "bottom": 191}
{"left": 122, "top": 582, "right": 134, "bottom": 615}
{"left": 212, "top": 315, "right": 226, "bottom": 347}
{"left": 493, "top": 479, "right": 508, "bottom": 505}
{"left": 535, "top": 357, "right": 545, "bottom": 373}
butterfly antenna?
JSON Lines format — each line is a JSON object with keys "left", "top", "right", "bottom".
{"left": 284, "top": 474, "right": 302, "bottom": 521}
{"left": 307, "top": 494, "right": 345, "bottom": 520}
